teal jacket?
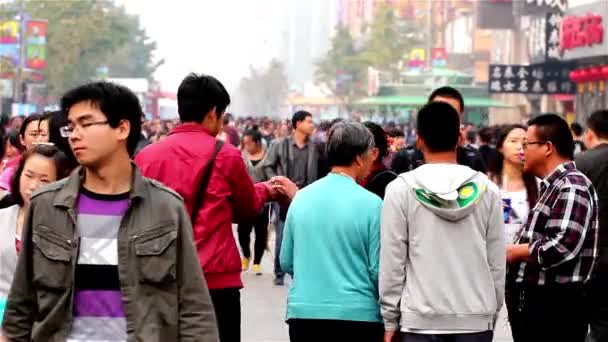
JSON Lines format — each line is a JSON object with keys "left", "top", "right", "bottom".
{"left": 280, "top": 173, "right": 383, "bottom": 323}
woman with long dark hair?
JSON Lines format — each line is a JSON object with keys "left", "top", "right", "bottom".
{"left": 0, "top": 144, "right": 72, "bottom": 323}
{"left": 489, "top": 124, "right": 538, "bottom": 240}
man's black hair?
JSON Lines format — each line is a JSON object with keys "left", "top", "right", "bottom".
{"left": 528, "top": 113, "right": 575, "bottom": 160}
{"left": 478, "top": 127, "right": 494, "bottom": 144}
{"left": 363, "top": 121, "right": 389, "bottom": 158}
{"left": 587, "top": 110, "right": 608, "bottom": 140}
{"left": 47, "top": 110, "right": 78, "bottom": 169}
{"left": 177, "top": 74, "right": 230, "bottom": 123}
{"left": 466, "top": 130, "right": 477, "bottom": 144}
{"left": 291, "top": 110, "right": 312, "bottom": 130}
{"left": 19, "top": 114, "right": 42, "bottom": 138}
{"left": 60, "top": 81, "right": 143, "bottom": 157}
{"left": 570, "top": 122, "right": 584, "bottom": 137}
{"left": 417, "top": 102, "right": 461, "bottom": 153}
{"left": 387, "top": 128, "right": 405, "bottom": 138}
{"left": 428, "top": 86, "right": 465, "bottom": 113}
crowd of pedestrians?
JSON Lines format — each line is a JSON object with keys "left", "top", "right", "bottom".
{"left": 0, "top": 73, "right": 605, "bottom": 342}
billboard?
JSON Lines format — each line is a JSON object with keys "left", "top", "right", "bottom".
{"left": 561, "top": 1, "right": 608, "bottom": 61}
{"left": 0, "top": 21, "right": 18, "bottom": 44}
{"left": 26, "top": 20, "right": 47, "bottom": 69}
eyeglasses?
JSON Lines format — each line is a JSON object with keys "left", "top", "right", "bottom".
{"left": 522, "top": 140, "right": 548, "bottom": 149}
{"left": 60, "top": 121, "right": 109, "bottom": 138}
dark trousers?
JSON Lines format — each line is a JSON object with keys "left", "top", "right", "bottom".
{"left": 288, "top": 319, "right": 384, "bottom": 342}
{"left": 506, "top": 283, "right": 589, "bottom": 342}
{"left": 274, "top": 215, "right": 285, "bottom": 278}
{"left": 237, "top": 206, "right": 269, "bottom": 264}
{"left": 587, "top": 272, "right": 608, "bottom": 342}
{"left": 400, "top": 331, "right": 493, "bottom": 342}
{"left": 209, "top": 288, "right": 241, "bottom": 342}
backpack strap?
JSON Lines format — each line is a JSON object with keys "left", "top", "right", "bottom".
{"left": 191, "top": 140, "right": 224, "bottom": 224}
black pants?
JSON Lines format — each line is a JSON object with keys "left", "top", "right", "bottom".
{"left": 288, "top": 319, "right": 384, "bottom": 341}
{"left": 587, "top": 272, "right": 608, "bottom": 342}
{"left": 209, "top": 288, "right": 241, "bottom": 342}
{"left": 506, "top": 283, "right": 589, "bottom": 342}
{"left": 400, "top": 331, "right": 493, "bottom": 342}
{"left": 237, "top": 206, "right": 269, "bottom": 264}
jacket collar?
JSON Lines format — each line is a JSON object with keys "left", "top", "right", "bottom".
{"left": 170, "top": 122, "right": 213, "bottom": 136}
{"left": 53, "top": 162, "right": 147, "bottom": 208}
{"left": 540, "top": 161, "right": 576, "bottom": 192}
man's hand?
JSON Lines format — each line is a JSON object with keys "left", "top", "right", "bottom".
{"left": 262, "top": 181, "right": 280, "bottom": 201}
{"left": 270, "top": 176, "right": 299, "bottom": 200}
{"left": 384, "top": 331, "right": 397, "bottom": 342}
{"left": 507, "top": 243, "right": 530, "bottom": 263}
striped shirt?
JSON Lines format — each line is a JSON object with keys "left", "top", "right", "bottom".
{"left": 511, "top": 162, "right": 599, "bottom": 286}
{"left": 67, "top": 188, "right": 129, "bottom": 342}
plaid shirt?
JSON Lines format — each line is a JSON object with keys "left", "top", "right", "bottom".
{"left": 511, "top": 162, "right": 599, "bottom": 286}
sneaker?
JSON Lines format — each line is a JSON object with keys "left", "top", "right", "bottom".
{"left": 241, "top": 257, "right": 250, "bottom": 271}
{"left": 273, "top": 276, "right": 284, "bottom": 286}
{"left": 253, "top": 264, "right": 262, "bottom": 275}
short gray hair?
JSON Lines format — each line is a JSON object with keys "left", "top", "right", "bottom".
{"left": 326, "top": 121, "right": 374, "bottom": 167}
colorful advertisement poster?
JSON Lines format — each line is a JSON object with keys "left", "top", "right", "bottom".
{"left": 0, "top": 21, "right": 18, "bottom": 44}
{"left": 0, "top": 44, "right": 19, "bottom": 65}
{"left": 26, "top": 20, "right": 47, "bottom": 69}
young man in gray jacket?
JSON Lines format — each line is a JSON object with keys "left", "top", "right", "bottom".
{"left": 380, "top": 102, "right": 505, "bottom": 342}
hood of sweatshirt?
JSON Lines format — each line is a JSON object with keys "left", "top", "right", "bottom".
{"left": 401, "top": 163, "right": 488, "bottom": 222}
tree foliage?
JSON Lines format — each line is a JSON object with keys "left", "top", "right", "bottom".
{"left": 0, "top": 0, "right": 158, "bottom": 98}
{"left": 315, "top": 26, "right": 366, "bottom": 103}
{"left": 235, "top": 59, "right": 288, "bottom": 117}
{"left": 315, "top": 4, "right": 423, "bottom": 104}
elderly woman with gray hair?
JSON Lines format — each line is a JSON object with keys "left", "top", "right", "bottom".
{"left": 277, "top": 121, "right": 384, "bottom": 341}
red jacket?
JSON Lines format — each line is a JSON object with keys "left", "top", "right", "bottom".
{"left": 134, "top": 123, "right": 270, "bottom": 289}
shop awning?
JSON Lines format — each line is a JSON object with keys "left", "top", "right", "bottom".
{"left": 355, "top": 95, "right": 513, "bottom": 108}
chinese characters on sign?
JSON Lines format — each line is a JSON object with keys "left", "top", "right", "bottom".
{"left": 561, "top": 13, "right": 604, "bottom": 51}
{"left": 525, "top": 0, "right": 567, "bottom": 13}
{"left": 488, "top": 64, "right": 575, "bottom": 94}
{"left": 546, "top": 13, "right": 563, "bottom": 60}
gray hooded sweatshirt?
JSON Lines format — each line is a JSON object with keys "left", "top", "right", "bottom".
{"left": 380, "top": 163, "right": 505, "bottom": 333}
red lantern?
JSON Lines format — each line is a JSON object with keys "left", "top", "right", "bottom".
{"left": 570, "top": 70, "right": 579, "bottom": 83}
{"left": 579, "top": 68, "right": 591, "bottom": 83}
{"left": 589, "top": 67, "right": 603, "bottom": 82}
{"left": 602, "top": 65, "right": 608, "bottom": 80}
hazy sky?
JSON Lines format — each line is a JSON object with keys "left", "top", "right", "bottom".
{"left": 121, "top": 0, "right": 284, "bottom": 93}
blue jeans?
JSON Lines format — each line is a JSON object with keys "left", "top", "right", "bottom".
{"left": 274, "top": 216, "right": 285, "bottom": 279}
{"left": 400, "top": 331, "right": 493, "bottom": 342}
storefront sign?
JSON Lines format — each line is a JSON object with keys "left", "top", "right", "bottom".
{"left": 525, "top": 0, "right": 567, "bottom": 13}
{"left": 561, "top": 14, "right": 603, "bottom": 51}
{"left": 546, "top": 13, "right": 563, "bottom": 61}
{"left": 561, "top": 1, "right": 608, "bottom": 60}
{"left": 488, "top": 64, "right": 575, "bottom": 94}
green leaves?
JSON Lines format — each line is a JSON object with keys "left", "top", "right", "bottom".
{"left": 315, "top": 4, "right": 423, "bottom": 107}
{"left": 0, "top": 0, "right": 156, "bottom": 99}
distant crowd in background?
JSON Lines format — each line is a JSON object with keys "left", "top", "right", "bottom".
{"left": 0, "top": 77, "right": 606, "bottom": 342}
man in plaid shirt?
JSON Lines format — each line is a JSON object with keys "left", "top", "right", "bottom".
{"left": 506, "top": 114, "right": 599, "bottom": 342}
